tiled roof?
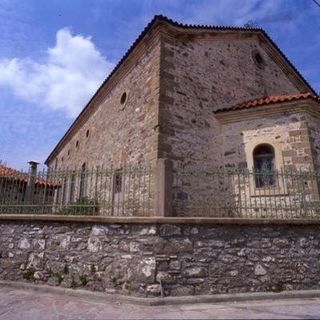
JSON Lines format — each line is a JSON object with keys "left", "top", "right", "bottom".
{"left": 0, "top": 164, "right": 26, "bottom": 181}
{"left": 45, "top": 15, "right": 317, "bottom": 164}
{"left": 0, "top": 164, "right": 55, "bottom": 187}
{"left": 214, "top": 93, "right": 320, "bottom": 113}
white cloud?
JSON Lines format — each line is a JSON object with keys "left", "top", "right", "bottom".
{"left": 182, "top": 0, "right": 289, "bottom": 26}
{"left": 0, "top": 28, "right": 114, "bottom": 117}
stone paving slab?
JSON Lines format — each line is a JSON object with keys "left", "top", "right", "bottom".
{"left": 1, "top": 285, "right": 320, "bottom": 319}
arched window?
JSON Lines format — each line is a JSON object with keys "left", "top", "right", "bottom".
{"left": 253, "top": 144, "right": 275, "bottom": 188}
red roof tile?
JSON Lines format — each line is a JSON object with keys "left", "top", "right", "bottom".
{"left": 0, "top": 164, "right": 56, "bottom": 187}
{"left": 0, "top": 164, "right": 26, "bottom": 180}
{"left": 214, "top": 93, "right": 320, "bottom": 113}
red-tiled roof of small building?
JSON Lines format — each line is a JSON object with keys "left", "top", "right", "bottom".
{"left": 214, "top": 93, "right": 320, "bottom": 113}
{"left": 0, "top": 164, "right": 56, "bottom": 187}
{"left": 0, "top": 164, "right": 26, "bottom": 181}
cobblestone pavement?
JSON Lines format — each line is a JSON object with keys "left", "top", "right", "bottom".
{"left": 1, "top": 286, "right": 320, "bottom": 319}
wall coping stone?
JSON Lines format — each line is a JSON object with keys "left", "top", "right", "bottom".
{"left": 0, "top": 214, "right": 320, "bottom": 225}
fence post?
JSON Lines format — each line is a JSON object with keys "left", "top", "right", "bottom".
{"left": 25, "top": 161, "right": 39, "bottom": 204}
{"left": 154, "top": 158, "right": 173, "bottom": 216}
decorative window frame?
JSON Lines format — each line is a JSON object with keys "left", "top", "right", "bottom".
{"left": 245, "top": 139, "right": 287, "bottom": 196}
{"left": 253, "top": 143, "right": 275, "bottom": 188}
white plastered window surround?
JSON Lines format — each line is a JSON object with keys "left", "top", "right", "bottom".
{"left": 245, "top": 139, "right": 287, "bottom": 196}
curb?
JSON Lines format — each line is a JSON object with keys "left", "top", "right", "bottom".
{"left": 1, "top": 214, "right": 320, "bottom": 225}
{"left": 1, "top": 281, "right": 320, "bottom": 306}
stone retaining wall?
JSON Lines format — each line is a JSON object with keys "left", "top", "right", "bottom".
{"left": 0, "top": 217, "right": 320, "bottom": 297}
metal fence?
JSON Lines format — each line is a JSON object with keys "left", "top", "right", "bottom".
{"left": 173, "top": 166, "right": 320, "bottom": 219}
{"left": 0, "top": 165, "right": 153, "bottom": 216}
{"left": 2, "top": 162, "right": 320, "bottom": 219}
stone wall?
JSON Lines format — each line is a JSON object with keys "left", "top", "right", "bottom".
{"left": 170, "top": 99, "right": 320, "bottom": 217}
{"left": 307, "top": 114, "right": 320, "bottom": 171}
{"left": 43, "top": 20, "right": 320, "bottom": 219}
{"left": 1, "top": 218, "right": 320, "bottom": 297}
{"left": 49, "top": 30, "right": 302, "bottom": 172}
{"left": 48, "top": 39, "right": 161, "bottom": 171}
{"left": 158, "top": 33, "right": 300, "bottom": 168}
{"left": 220, "top": 110, "right": 314, "bottom": 171}
{"left": 158, "top": 30, "right": 320, "bottom": 217}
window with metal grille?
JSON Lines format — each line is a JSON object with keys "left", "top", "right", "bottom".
{"left": 253, "top": 144, "right": 275, "bottom": 188}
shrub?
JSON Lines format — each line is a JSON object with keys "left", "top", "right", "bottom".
{"left": 79, "top": 274, "right": 88, "bottom": 286}
{"left": 54, "top": 272, "right": 63, "bottom": 284}
{"left": 266, "top": 283, "right": 284, "bottom": 292}
{"left": 59, "top": 197, "right": 98, "bottom": 216}
{"left": 22, "top": 268, "right": 35, "bottom": 281}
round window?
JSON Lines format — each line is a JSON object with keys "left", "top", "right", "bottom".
{"left": 120, "top": 92, "right": 128, "bottom": 110}
{"left": 252, "top": 50, "right": 266, "bottom": 69}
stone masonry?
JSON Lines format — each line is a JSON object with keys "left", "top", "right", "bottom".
{"left": 44, "top": 16, "right": 319, "bottom": 217}
{"left": 1, "top": 218, "right": 320, "bottom": 297}
{"left": 219, "top": 107, "right": 315, "bottom": 171}
{"left": 47, "top": 38, "right": 161, "bottom": 170}
{"left": 46, "top": 17, "right": 311, "bottom": 172}
{"left": 158, "top": 33, "right": 299, "bottom": 168}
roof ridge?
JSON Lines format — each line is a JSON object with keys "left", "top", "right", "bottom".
{"left": 154, "top": 14, "right": 264, "bottom": 31}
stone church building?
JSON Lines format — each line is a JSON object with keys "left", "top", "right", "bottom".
{"left": 45, "top": 15, "right": 320, "bottom": 217}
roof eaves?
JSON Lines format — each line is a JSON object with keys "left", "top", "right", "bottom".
{"left": 214, "top": 93, "right": 320, "bottom": 114}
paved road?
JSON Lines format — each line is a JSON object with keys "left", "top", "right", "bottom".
{"left": 1, "top": 286, "right": 320, "bottom": 319}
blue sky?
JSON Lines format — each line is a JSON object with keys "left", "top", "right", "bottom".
{"left": 0, "top": 0, "right": 319, "bottom": 169}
